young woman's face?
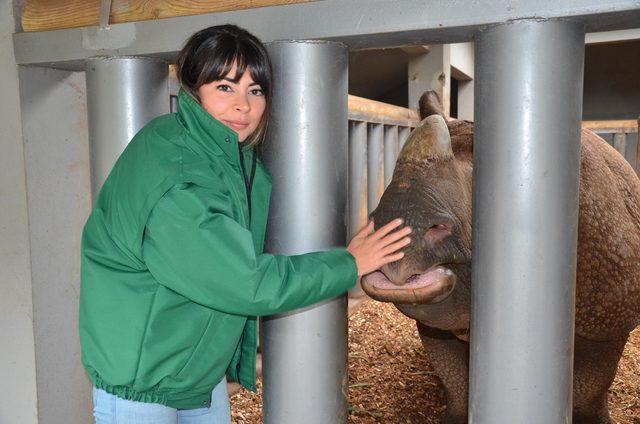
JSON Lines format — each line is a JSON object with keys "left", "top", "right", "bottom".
{"left": 198, "top": 63, "right": 266, "bottom": 142}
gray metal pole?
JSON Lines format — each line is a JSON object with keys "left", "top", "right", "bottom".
{"left": 367, "top": 123, "right": 384, "bottom": 214}
{"left": 85, "top": 57, "right": 169, "bottom": 199}
{"left": 348, "top": 120, "right": 368, "bottom": 298}
{"left": 262, "top": 41, "right": 349, "bottom": 424}
{"left": 398, "top": 126, "right": 411, "bottom": 151}
{"left": 349, "top": 121, "right": 368, "bottom": 238}
{"left": 384, "top": 125, "right": 398, "bottom": 187}
{"left": 613, "top": 132, "right": 626, "bottom": 156}
{"left": 470, "top": 20, "right": 584, "bottom": 423}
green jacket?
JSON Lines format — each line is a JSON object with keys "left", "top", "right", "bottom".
{"left": 79, "top": 90, "right": 357, "bottom": 409}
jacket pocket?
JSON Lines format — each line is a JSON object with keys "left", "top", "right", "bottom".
{"left": 173, "top": 311, "right": 244, "bottom": 389}
{"left": 174, "top": 312, "right": 215, "bottom": 377}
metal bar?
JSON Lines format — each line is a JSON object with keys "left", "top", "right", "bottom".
{"left": 348, "top": 120, "right": 368, "bottom": 298}
{"left": 398, "top": 126, "right": 411, "bottom": 152}
{"left": 169, "top": 95, "right": 178, "bottom": 113}
{"left": 13, "top": 1, "right": 640, "bottom": 69}
{"left": 470, "top": 20, "right": 584, "bottom": 423}
{"left": 624, "top": 132, "right": 638, "bottom": 171}
{"left": 261, "top": 40, "right": 349, "bottom": 424}
{"left": 636, "top": 119, "right": 640, "bottom": 174}
{"left": 349, "top": 121, "right": 368, "bottom": 239}
{"left": 85, "top": 57, "right": 168, "bottom": 200}
{"left": 367, "top": 123, "right": 384, "bottom": 214}
{"left": 384, "top": 125, "right": 398, "bottom": 187}
{"left": 613, "top": 132, "right": 627, "bottom": 156}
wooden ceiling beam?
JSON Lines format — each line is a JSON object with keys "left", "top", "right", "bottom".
{"left": 22, "top": 0, "right": 316, "bottom": 32}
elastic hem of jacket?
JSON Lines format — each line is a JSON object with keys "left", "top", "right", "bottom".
{"left": 90, "top": 373, "right": 213, "bottom": 410}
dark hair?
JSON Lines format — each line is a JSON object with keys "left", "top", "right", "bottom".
{"left": 176, "top": 24, "right": 272, "bottom": 147}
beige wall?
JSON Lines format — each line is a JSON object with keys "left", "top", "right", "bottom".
{"left": 0, "top": 1, "right": 38, "bottom": 422}
{"left": 19, "top": 65, "right": 94, "bottom": 423}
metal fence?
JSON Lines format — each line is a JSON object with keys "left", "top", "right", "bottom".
{"left": 347, "top": 95, "right": 418, "bottom": 239}
{"left": 347, "top": 113, "right": 640, "bottom": 242}
{"left": 583, "top": 119, "right": 639, "bottom": 173}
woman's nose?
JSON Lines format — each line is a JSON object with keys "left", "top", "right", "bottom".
{"left": 234, "top": 94, "right": 251, "bottom": 112}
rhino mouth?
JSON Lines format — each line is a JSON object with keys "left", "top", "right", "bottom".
{"left": 362, "top": 265, "right": 456, "bottom": 304}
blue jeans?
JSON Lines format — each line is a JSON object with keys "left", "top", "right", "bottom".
{"left": 92, "top": 378, "right": 231, "bottom": 424}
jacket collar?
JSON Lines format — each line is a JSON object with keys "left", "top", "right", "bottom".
{"left": 177, "top": 89, "right": 249, "bottom": 163}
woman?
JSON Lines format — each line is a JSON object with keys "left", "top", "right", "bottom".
{"left": 80, "top": 24, "right": 411, "bottom": 423}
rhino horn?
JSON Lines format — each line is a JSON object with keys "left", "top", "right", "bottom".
{"left": 398, "top": 114, "right": 453, "bottom": 162}
{"left": 419, "top": 90, "right": 446, "bottom": 120}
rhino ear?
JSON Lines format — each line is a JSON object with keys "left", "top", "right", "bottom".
{"left": 399, "top": 114, "right": 453, "bottom": 162}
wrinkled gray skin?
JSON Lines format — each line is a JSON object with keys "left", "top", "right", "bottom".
{"left": 363, "top": 91, "right": 640, "bottom": 424}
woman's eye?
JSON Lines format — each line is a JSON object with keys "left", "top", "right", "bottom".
{"left": 216, "top": 84, "right": 232, "bottom": 92}
{"left": 250, "top": 88, "right": 264, "bottom": 96}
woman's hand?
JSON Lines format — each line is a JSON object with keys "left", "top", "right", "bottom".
{"left": 347, "top": 219, "right": 412, "bottom": 277}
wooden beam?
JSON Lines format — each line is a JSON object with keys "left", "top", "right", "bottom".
{"left": 348, "top": 95, "right": 419, "bottom": 127}
{"left": 582, "top": 119, "right": 638, "bottom": 132}
{"left": 22, "top": 0, "right": 317, "bottom": 32}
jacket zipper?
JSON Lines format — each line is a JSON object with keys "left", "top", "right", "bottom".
{"left": 238, "top": 144, "right": 257, "bottom": 224}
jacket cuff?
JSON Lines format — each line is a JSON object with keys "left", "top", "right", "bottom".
{"left": 326, "top": 247, "right": 358, "bottom": 291}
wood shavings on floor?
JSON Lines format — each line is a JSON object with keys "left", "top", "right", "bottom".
{"left": 230, "top": 298, "right": 640, "bottom": 423}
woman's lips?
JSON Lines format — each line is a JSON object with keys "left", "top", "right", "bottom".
{"left": 223, "top": 120, "right": 249, "bottom": 131}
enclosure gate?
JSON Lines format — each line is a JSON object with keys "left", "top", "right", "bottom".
{"left": 12, "top": 1, "right": 640, "bottom": 423}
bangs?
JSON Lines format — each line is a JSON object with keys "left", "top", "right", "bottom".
{"left": 196, "top": 41, "right": 271, "bottom": 94}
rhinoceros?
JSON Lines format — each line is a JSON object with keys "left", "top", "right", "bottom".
{"left": 362, "top": 91, "right": 640, "bottom": 424}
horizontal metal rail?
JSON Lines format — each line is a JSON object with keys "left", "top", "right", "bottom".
{"left": 13, "top": 0, "right": 640, "bottom": 70}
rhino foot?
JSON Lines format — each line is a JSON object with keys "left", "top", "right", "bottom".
{"left": 572, "top": 335, "right": 627, "bottom": 424}
{"left": 416, "top": 322, "right": 469, "bottom": 423}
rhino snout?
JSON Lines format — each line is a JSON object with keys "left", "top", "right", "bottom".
{"left": 380, "top": 262, "right": 423, "bottom": 286}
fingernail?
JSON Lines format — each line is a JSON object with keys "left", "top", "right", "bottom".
{"left": 396, "top": 218, "right": 404, "bottom": 224}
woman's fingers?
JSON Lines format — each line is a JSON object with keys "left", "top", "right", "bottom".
{"left": 354, "top": 220, "right": 374, "bottom": 240}
{"left": 369, "top": 218, "right": 404, "bottom": 241}
{"left": 382, "top": 236, "right": 412, "bottom": 256}
{"left": 347, "top": 218, "right": 412, "bottom": 276}
{"left": 379, "top": 251, "right": 405, "bottom": 266}
{"left": 376, "top": 226, "right": 412, "bottom": 248}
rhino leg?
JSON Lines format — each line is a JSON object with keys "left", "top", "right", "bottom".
{"left": 572, "top": 334, "right": 628, "bottom": 424}
{"left": 417, "top": 321, "right": 468, "bottom": 424}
